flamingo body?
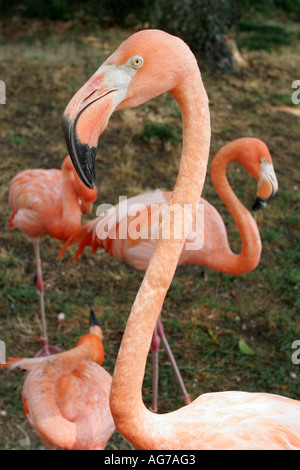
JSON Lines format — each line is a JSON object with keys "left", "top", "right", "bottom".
{"left": 59, "top": 138, "right": 278, "bottom": 277}
{"left": 8, "top": 156, "right": 97, "bottom": 355}
{"left": 23, "top": 360, "right": 113, "bottom": 450}
{"left": 9, "top": 169, "right": 63, "bottom": 238}
{"left": 128, "top": 391, "right": 300, "bottom": 450}
{"left": 9, "top": 156, "right": 97, "bottom": 240}
{"left": 59, "top": 189, "right": 228, "bottom": 270}
{"left": 4, "top": 313, "right": 114, "bottom": 450}
{"left": 62, "top": 30, "right": 295, "bottom": 450}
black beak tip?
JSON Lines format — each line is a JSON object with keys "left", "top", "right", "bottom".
{"left": 75, "top": 141, "right": 97, "bottom": 189}
{"left": 62, "top": 115, "right": 71, "bottom": 143}
{"left": 90, "top": 309, "right": 100, "bottom": 327}
{"left": 61, "top": 115, "right": 96, "bottom": 190}
{"left": 252, "top": 197, "right": 267, "bottom": 211}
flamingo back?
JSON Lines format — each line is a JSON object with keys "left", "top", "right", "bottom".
{"left": 54, "top": 361, "right": 114, "bottom": 450}
{"left": 59, "top": 189, "right": 232, "bottom": 271}
{"left": 133, "top": 391, "right": 300, "bottom": 450}
{"left": 9, "top": 169, "right": 63, "bottom": 237}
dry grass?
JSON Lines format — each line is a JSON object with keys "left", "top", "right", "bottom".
{"left": 0, "top": 17, "right": 299, "bottom": 450}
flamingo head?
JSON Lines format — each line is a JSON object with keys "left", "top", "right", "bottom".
{"left": 225, "top": 138, "right": 278, "bottom": 211}
{"left": 77, "top": 188, "right": 98, "bottom": 215}
{"left": 88, "top": 309, "right": 103, "bottom": 340}
{"left": 251, "top": 155, "right": 279, "bottom": 210}
{"left": 62, "top": 29, "right": 198, "bottom": 188}
{"left": 243, "top": 139, "right": 279, "bottom": 211}
{"left": 76, "top": 309, "right": 104, "bottom": 364}
{"left": 62, "top": 156, "right": 98, "bottom": 213}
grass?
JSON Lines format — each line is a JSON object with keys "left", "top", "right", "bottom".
{"left": 239, "top": 19, "right": 300, "bottom": 51}
{"left": 0, "top": 17, "right": 299, "bottom": 449}
{"left": 142, "top": 121, "right": 181, "bottom": 144}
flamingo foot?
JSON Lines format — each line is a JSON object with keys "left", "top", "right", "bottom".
{"left": 183, "top": 395, "right": 192, "bottom": 406}
{"left": 34, "top": 340, "right": 63, "bottom": 357}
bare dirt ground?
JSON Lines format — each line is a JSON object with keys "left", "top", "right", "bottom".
{"left": 0, "top": 18, "right": 299, "bottom": 449}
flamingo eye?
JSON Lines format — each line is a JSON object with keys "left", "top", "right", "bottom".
{"left": 129, "top": 56, "right": 144, "bottom": 69}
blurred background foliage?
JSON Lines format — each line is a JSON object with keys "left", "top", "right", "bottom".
{"left": 1, "top": 0, "right": 299, "bottom": 22}
{"left": 0, "top": 0, "right": 299, "bottom": 451}
{"left": 0, "top": 0, "right": 299, "bottom": 71}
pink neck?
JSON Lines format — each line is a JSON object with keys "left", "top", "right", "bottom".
{"left": 109, "top": 69, "right": 211, "bottom": 445}
{"left": 210, "top": 148, "right": 262, "bottom": 275}
{"left": 51, "top": 164, "right": 82, "bottom": 240}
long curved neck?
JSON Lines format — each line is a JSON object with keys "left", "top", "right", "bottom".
{"left": 52, "top": 163, "right": 82, "bottom": 240}
{"left": 62, "top": 166, "right": 82, "bottom": 228}
{"left": 210, "top": 149, "right": 262, "bottom": 275}
{"left": 109, "top": 70, "right": 211, "bottom": 446}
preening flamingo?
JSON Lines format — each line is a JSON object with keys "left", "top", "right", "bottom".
{"left": 2, "top": 310, "right": 114, "bottom": 450}
{"left": 8, "top": 156, "right": 98, "bottom": 356}
{"left": 58, "top": 137, "right": 278, "bottom": 412}
{"left": 62, "top": 29, "right": 300, "bottom": 449}
{"left": 58, "top": 137, "right": 278, "bottom": 274}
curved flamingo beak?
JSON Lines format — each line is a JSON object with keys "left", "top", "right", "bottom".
{"left": 252, "top": 159, "right": 278, "bottom": 211}
{"left": 89, "top": 309, "right": 103, "bottom": 339}
{"left": 62, "top": 62, "right": 138, "bottom": 188}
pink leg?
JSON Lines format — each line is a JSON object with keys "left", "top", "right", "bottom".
{"left": 33, "top": 238, "right": 62, "bottom": 357}
{"left": 156, "top": 315, "right": 191, "bottom": 406}
{"left": 150, "top": 323, "right": 161, "bottom": 413}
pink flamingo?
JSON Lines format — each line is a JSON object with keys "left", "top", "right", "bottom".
{"left": 9, "top": 156, "right": 98, "bottom": 356}
{"left": 61, "top": 29, "right": 300, "bottom": 449}
{"left": 2, "top": 310, "right": 114, "bottom": 450}
{"left": 58, "top": 137, "right": 278, "bottom": 411}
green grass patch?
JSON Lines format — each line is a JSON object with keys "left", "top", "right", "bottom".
{"left": 142, "top": 121, "right": 181, "bottom": 144}
{"left": 239, "top": 20, "right": 299, "bottom": 51}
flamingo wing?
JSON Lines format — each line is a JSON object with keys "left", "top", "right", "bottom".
{"left": 58, "top": 189, "right": 171, "bottom": 266}
{"left": 9, "top": 169, "right": 63, "bottom": 237}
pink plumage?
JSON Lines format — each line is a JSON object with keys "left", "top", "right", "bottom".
{"left": 61, "top": 29, "right": 296, "bottom": 449}
{"left": 9, "top": 156, "right": 98, "bottom": 356}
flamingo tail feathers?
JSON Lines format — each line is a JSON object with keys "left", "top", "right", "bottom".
{"left": 0, "top": 356, "right": 48, "bottom": 370}
{"left": 58, "top": 224, "right": 95, "bottom": 262}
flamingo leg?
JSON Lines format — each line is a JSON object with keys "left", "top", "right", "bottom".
{"left": 33, "top": 238, "right": 62, "bottom": 357}
{"left": 33, "top": 238, "right": 48, "bottom": 345}
{"left": 150, "top": 323, "right": 161, "bottom": 413}
{"left": 156, "top": 315, "right": 191, "bottom": 406}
